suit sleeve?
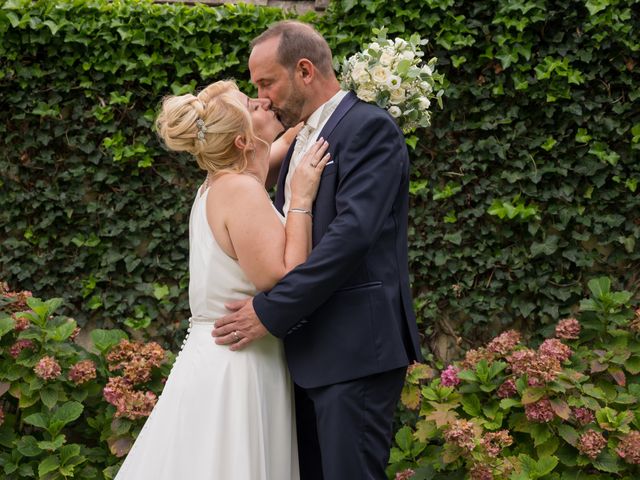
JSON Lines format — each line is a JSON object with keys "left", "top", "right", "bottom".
{"left": 253, "top": 111, "right": 409, "bottom": 337}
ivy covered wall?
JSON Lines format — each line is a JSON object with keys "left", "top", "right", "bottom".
{"left": 1, "top": 0, "right": 638, "bottom": 357}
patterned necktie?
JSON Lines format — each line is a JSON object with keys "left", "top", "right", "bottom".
{"left": 291, "top": 124, "right": 313, "bottom": 165}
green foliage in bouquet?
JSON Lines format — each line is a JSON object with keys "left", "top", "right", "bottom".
{"left": 0, "top": 284, "right": 173, "bottom": 479}
{"left": 338, "top": 27, "right": 445, "bottom": 133}
{"left": 388, "top": 277, "right": 640, "bottom": 479}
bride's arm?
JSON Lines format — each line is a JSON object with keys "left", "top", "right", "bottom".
{"left": 211, "top": 140, "right": 329, "bottom": 291}
{"left": 266, "top": 122, "right": 303, "bottom": 190}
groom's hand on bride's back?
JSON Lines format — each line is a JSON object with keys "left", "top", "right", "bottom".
{"left": 211, "top": 298, "right": 267, "bottom": 351}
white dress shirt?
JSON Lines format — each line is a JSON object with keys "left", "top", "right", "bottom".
{"left": 282, "top": 90, "right": 348, "bottom": 217}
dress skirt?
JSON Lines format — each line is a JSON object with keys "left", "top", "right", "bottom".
{"left": 114, "top": 319, "right": 300, "bottom": 480}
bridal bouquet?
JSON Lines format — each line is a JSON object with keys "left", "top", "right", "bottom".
{"left": 339, "top": 28, "right": 444, "bottom": 133}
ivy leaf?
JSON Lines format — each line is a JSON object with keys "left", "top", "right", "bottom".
{"left": 586, "top": 0, "right": 609, "bottom": 15}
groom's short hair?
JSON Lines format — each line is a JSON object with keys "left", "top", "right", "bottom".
{"left": 251, "top": 20, "right": 334, "bottom": 77}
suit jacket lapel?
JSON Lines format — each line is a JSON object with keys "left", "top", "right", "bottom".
{"left": 317, "top": 91, "right": 358, "bottom": 141}
{"left": 274, "top": 91, "right": 359, "bottom": 214}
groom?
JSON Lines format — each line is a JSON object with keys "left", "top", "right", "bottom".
{"left": 212, "top": 20, "right": 422, "bottom": 479}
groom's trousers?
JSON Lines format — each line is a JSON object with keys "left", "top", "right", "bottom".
{"left": 295, "top": 366, "right": 407, "bottom": 480}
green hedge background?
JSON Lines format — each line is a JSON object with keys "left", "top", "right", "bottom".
{"left": 1, "top": 0, "right": 638, "bottom": 357}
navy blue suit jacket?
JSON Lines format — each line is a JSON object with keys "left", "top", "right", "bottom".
{"left": 253, "top": 92, "right": 422, "bottom": 388}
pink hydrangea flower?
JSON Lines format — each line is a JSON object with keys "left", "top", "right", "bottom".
{"left": 497, "top": 378, "right": 518, "bottom": 398}
{"left": 68, "top": 360, "right": 97, "bottom": 385}
{"left": 9, "top": 339, "right": 35, "bottom": 358}
{"left": 395, "top": 469, "right": 415, "bottom": 480}
{"left": 107, "top": 339, "right": 165, "bottom": 384}
{"left": 508, "top": 349, "right": 560, "bottom": 386}
{"left": 524, "top": 398, "right": 555, "bottom": 423}
{"left": 482, "top": 430, "right": 513, "bottom": 457}
{"left": 1, "top": 288, "right": 33, "bottom": 313}
{"left": 440, "top": 365, "right": 461, "bottom": 387}
{"left": 538, "top": 338, "right": 572, "bottom": 363}
{"left": 460, "top": 347, "right": 496, "bottom": 370}
{"left": 572, "top": 407, "right": 595, "bottom": 426}
{"left": 616, "top": 431, "right": 640, "bottom": 464}
{"left": 577, "top": 430, "right": 607, "bottom": 459}
{"left": 487, "top": 330, "right": 521, "bottom": 356}
{"left": 444, "top": 419, "right": 477, "bottom": 451}
{"left": 470, "top": 464, "right": 493, "bottom": 480}
{"left": 103, "top": 376, "right": 157, "bottom": 420}
{"left": 12, "top": 314, "right": 30, "bottom": 332}
{"left": 555, "top": 317, "right": 580, "bottom": 340}
{"left": 34, "top": 356, "right": 61, "bottom": 380}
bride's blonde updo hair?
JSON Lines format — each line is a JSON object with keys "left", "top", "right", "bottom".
{"left": 155, "top": 80, "right": 257, "bottom": 174}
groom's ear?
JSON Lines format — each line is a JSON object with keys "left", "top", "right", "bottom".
{"left": 296, "top": 59, "right": 315, "bottom": 85}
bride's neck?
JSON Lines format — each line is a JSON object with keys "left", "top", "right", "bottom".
{"left": 244, "top": 143, "right": 270, "bottom": 185}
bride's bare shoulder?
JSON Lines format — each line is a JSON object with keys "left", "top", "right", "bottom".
{"left": 212, "top": 173, "right": 261, "bottom": 193}
{"left": 208, "top": 173, "right": 269, "bottom": 210}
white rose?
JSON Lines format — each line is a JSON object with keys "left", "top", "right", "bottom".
{"left": 351, "top": 63, "right": 371, "bottom": 85}
{"left": 379, "top": 50, "right": 395, "bottom": 67}
{"left": 389, "top": 87, "right": 406, "bottom": 105}
{"left": 386, "top": 74, "right": 403, "bottom": 89}
{"left": 400, "top": 50, "right": 416, "bottom": 61}
{"left": 417, "top": 96, "right": 431, "bottom": 110}
{"left": 357, "top": 87, "right": 377, "bottom": 103}
{"left": 367, "top": 42, "right": 381, "bottom": 54}
{"left": 370, "top": 65, "right": 391, "bottom": 86}
{"left": 394, "top": 38, "right": 408, "bottom": 49}
{"left": 388, "top": 106, "right": 402, "bottom": 118}
{"left": 420, "top": 81, "right": 433, "bottom": 94}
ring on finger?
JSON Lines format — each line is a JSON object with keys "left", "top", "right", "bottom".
{"left": 233, "top": 331, "right": 240, "bottom": 342}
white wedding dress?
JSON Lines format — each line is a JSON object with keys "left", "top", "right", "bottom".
{"left": 114, "top": 186, "right": 299, "bottom": 480}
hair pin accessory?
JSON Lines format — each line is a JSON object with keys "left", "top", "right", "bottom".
{"left": 196, "top": 118, "right": 207, "bottom": 141}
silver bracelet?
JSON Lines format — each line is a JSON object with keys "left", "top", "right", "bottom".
{"left": 289, "top": 208, "right": 313, "bottom": 218}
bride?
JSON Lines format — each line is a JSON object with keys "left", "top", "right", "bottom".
{"left": 114, "top": 80, "right": 330, "bottom": 480}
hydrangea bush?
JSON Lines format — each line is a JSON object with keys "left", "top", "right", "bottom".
{"left": 389, "top": 277, "right": 640, "bottom": 480}
{"left": 0, "top": 283, "right": 173, "bottom": 479}
{"left": 338, "top": 27, "right": 445, "bottom": 133}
